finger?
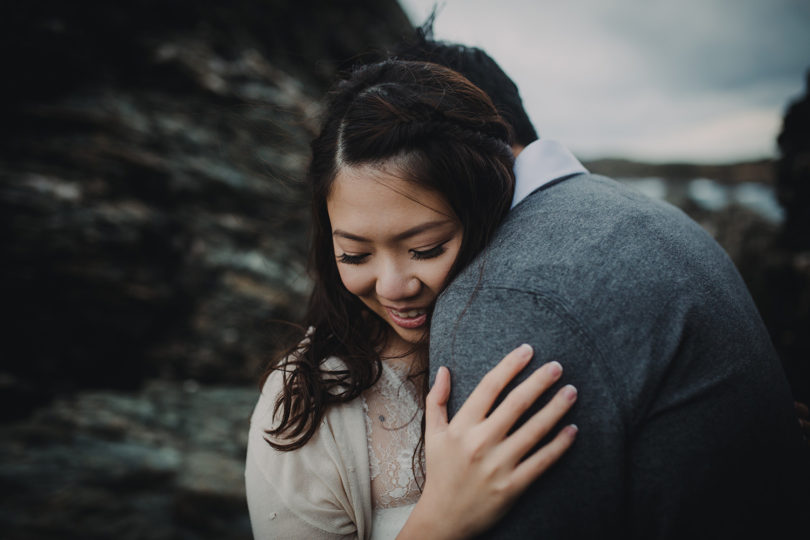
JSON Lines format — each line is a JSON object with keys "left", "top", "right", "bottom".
{"left": 502, "top": 384, "right": 577, "bottom": 462}
{"left": 453, "top": 344, "right": 534, "bottom": 426}
{"left": 795, "top": 401, "right": 809, "bottom": 419}
{"left": 485, "top": 361, "right": 564, "bottom": 440}
{"left": 511, "top": 424, "right": 578, "bottom": 493}
{"left": 425, "top": 366, "right": 451, "bottom": 435}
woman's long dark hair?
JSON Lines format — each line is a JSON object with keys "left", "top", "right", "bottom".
{"left": 264, "top": 60, "right": 515, "bottom": 451}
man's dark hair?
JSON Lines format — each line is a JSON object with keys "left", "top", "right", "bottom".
{"left": 392, "top": 16, "right": 539, "bottom": 147}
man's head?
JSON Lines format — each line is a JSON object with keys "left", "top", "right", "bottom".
{"left": 392, "top": 20, "right": 538, "bottom": 150}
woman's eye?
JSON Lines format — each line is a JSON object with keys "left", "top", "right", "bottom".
{"left": 337, "top": 253, "right": 369, "bottom": 265}
{"left": 410, "top": 243, "right": 447, "bottom": 260}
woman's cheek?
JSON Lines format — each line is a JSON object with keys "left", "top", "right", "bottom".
{"left": 337, "top": 265, "right": 374, "bottom": 297}
{"left": 432, "top": 254, "right": 459, "bottom": 291}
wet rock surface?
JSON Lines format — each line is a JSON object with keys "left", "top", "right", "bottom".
{"left": 0, "top": 0, "right": 411, "bottom": 537}
{"left": 777, "top": 71, "right": 810, "bottom": 251}
{"left": 0, "top": 0, "right": 412, "bottom": 408}
{"left": 0, "top": 382, "right": 257, "bottom": 540}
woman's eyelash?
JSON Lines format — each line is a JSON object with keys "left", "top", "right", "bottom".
{"left": 410, "top": 243, "right": 447, "bottom": 260}
{"left": 337, "top": 242, "right": 448, "bottom": 264}
{"left": 337, "top": 253, "right": 368, "bottom": 265}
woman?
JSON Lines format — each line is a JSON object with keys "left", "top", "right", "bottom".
{"left": 245, "top": 60, "right": 579, "bottom": 539}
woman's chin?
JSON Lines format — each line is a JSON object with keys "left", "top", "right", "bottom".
{"left": 385, "top": 326, "right": 428, "bottom": 352}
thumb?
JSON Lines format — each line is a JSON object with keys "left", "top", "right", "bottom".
{"left": 426, "top": 366, "right": 451, "bottom": 434}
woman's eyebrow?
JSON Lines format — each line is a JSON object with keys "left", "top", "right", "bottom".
{"left": 333, "top": 220, "right": 453, "bottom": 242}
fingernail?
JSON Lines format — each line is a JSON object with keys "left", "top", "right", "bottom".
{"left": 431, "top": 366, "right": 446, "bottom": 385}
{"left": 546, "top": 361, "right": 562, "bottom": 377}
{"left": 519, "top": 343, "right": 533, "bottom": 355}
{"left": 565, "top": 424, "right": 579, "bottom": 436}
{"left": 563, "top": 384, "right": 578, "bottom": 401}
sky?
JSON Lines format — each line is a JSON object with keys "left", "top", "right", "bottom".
{"left": 397, "top": 0, "right": 810, "bottom": 164}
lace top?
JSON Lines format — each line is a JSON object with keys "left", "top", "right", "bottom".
{"left": 361, "top": 359, "right": 425, "bottom": 511}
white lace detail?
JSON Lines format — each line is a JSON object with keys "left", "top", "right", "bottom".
{"left": 361, "top": 360, "right": 425, "bottom": 510}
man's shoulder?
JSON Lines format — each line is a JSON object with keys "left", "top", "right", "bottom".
{"left": 455, "top": 173, "right": 721, "bottom": 289}
{"left": 437, "top": 171, "right": 752, "bottom": 349}
{"left": 510, "top": 172, "right": 690, "bottom": 231}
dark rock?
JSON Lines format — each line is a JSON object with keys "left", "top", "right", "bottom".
{"left": 0, "top": 2, "right": 412, "bottom": 535}
{"left": 0, "top": 381, "right": 259, "bottom": 539}
{"left": 0, "top": 0, "right": 413, "bottom": 414}
{"left": 585, "top": 158, "right": 777, "bottom": 185}
{"left": 777, "top": 70, "right": 810, "bottom": 250}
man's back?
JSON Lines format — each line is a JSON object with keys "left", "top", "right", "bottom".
{"left": 430, "top": 173, "right": 807, "bottom": 538}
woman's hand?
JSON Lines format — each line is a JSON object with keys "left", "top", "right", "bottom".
{"left": 397, "top": 344, "right": 578, "bottom": 540}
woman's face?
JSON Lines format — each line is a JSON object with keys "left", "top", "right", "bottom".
{"left": 326, "top": 161, "right": 462, "bottom": 352}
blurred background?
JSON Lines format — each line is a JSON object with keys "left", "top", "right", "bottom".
{"left": 0, "top": 1, "right": 807, "bottom": 538}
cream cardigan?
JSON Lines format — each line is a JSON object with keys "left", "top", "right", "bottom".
{"left": 245, "top": 357, "right": 373, "bottom": 539}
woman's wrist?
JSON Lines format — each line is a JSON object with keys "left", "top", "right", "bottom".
{"left": 396, "top": 496, "right": 463, "bottom": 540}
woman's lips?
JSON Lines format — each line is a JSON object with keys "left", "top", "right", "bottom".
{"left": 385, "top": 307, "right": 428, "bottom": 329}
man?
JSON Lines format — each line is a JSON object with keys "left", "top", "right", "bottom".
{"left": 393, "top": 29, "right": 808, "bottom": 538}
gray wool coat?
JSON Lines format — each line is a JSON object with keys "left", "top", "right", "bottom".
{"left": 429, "top": 172, "right": 808, "bottom": 539}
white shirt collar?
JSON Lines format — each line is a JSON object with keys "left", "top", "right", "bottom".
{"left": 511, "top": 139, "right": 588, "bottom": 209}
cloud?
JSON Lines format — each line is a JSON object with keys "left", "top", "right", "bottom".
{"left": 398, "top": 0, "right": 810, "bottom": 162}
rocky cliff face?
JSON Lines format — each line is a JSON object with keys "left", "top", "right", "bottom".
{"left": 1, "top": 381, "right": 258, "bottom": 539}
{"left": 0, "top": 1, "right": 411, "bottom": 538}
{"left": 0, "top": 0, "right": 412, "bottom": 412}
{"left": 763, "top": 71, "right": 810, "bottom": 401}
{"left": 778, "top": 71, "right": 810, "bottom": 251}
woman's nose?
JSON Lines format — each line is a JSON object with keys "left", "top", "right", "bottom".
{"left": 376, "top": 263, "right": 421, "bottom": 300}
